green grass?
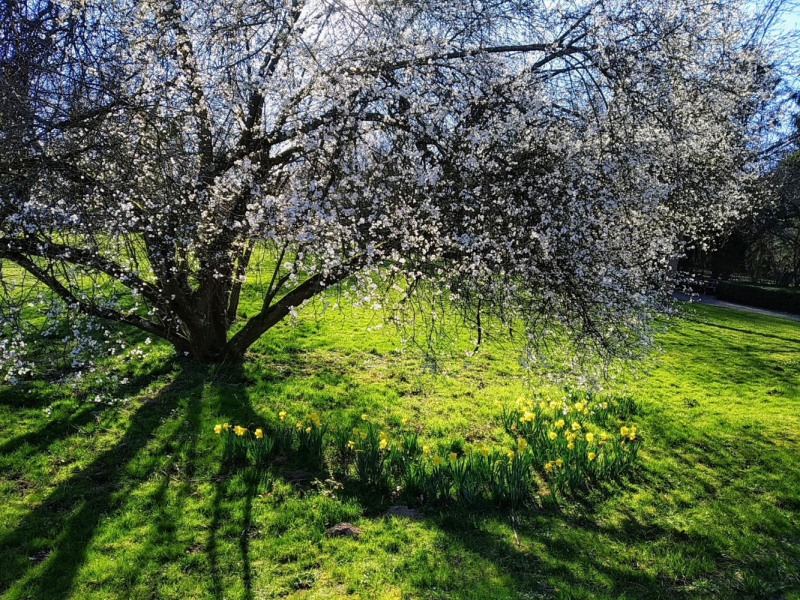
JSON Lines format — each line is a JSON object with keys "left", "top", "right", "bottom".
{"left": 0, "top": 303, "right": 799, "bottom": 599}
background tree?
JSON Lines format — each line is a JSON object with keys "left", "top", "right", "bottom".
{"left": 0, "top": 0, "right": 792, "bottom": 380}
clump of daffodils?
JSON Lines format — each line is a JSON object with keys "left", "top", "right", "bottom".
{"left": 210, "top": 395, "right": 643, "bottom": 509}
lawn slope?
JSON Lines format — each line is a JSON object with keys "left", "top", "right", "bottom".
{"left": 0, "top": 304, "right": 798, "bottom": 599}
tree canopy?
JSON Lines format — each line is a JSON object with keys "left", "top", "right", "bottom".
{"left": 0, "top": 0, "right": 792, "bottom": 380}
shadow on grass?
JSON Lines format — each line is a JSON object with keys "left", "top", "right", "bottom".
{"left": 0, "top": 367, "right": 175, "bottom": 462}
{"left": 684, "top": 315, "right": 800, "bottom": 346}
{"left": 0, "top": 359, "right": 208, "bottom": 599}
{"left": 1, "top": 320, "right": 797, "bottom": 600}
{"left": 205, "top": 363, "right": 263, "bottom": 600}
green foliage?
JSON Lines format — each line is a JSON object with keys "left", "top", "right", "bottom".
{"left": 248, "top": 429, "right": 275, "bottom": 466}
{"left": 295, "top": 412, "right": 327, "bottom": 465}
{"left": 351, "top": 421, "right": 387, "bottom": 486}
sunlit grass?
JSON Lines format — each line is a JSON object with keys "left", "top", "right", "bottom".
{"left": 0, "top": 302, "right": 798, "bottom": 599}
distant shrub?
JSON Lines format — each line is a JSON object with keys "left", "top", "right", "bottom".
{"left": 716, "top": 282, "right": 800, "bottom": 315}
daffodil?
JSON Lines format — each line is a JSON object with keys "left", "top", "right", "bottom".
{"left": 571, "top": 421, "right": 581, "bottom": 431}
{"left": 255, "top": 428, "right": 264, "bottom": 439}
{"left": 347, "top": 440, "right": 355, "bottom": 449}
{"left": 234, "top": 425, "right": 247, "bottom": 436}
{"left": 480, "top": 445, "right": 490, "bottom": 457}
{"left": 422, "top": 445, "right": 430, "bottom": 454}
{"left": 507, "top": 450, "right": 515, "bottom": 459}
{"left": 567, "top": 442, "right": 575, "bottom": 450}
{"left": 296, "top": 422, "right": 303, "bottom": 430}
{"left": 379, "top": 439, "right": 388, "bottom": 450}
{"left": 449, "top": 452, "right": 457, "bottom": 462}
{"left": 279, "top": 410, "right": 287, "bottom": 421}
{"left": 433, "top": 455, "right": 442, "bottom": 466}
{"left": 517, "top": 437, "right": 528, "bottom": 451}
{"left": 379, "top": 431, "right": 388, "bottom": 440}
{"left": 620, "top": 426, "right": 629, "bottom": 436}
{"left": 353, "top": 427, "right": 359, "bottom": 436}
{"left": 214, "top": 424, "right": 222, "bottom": 434}
{"left": 223, "top": 422, "right": 230, "bottom": 430}
{"left": 555, "top": 458, "right": 563, "bottom": 468}
{"left": 305, "top": 426, "right": 312, "bottom": 434}
{"left": 585, "top": 432, "right": 595, "bottom": 443}
{"left": 555, "top": 419, "right": 565, "bottom": 429}
{"left": 548, "top": 431, "right": 558, "bottom": 440}
{"left": 544, "top": 461, "right": 554, "bottom": 472}
{"left": 361, "top": 413, "right": 368, "bottom": 421}
{"left": 600, "top": 432, "right": 608, "bottom": 441}
{"left": 588, "top": 452, "right": 596, "bottom": 461}
{"left": 360, "top": 432, "right": 367, "bottom": 440}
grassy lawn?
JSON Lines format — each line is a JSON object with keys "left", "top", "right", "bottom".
{"left": 0, "top": 303, "right": 798, "bottom": 599}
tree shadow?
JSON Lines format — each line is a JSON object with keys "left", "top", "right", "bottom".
{"left": 684, "top": 316, "right": 800, "bottom": 346}
{"left": 204, "top": 362, "right": 265, "bottom": 600}
{"left": 0, "top": 367, "right": 173, "bottom": 463}
{"left": 0, "top": 360, "right": 209, "bottom": 599}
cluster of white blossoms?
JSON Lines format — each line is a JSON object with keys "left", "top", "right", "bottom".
{"left": 0, "top": 0, "right": 792, "bottom": 379}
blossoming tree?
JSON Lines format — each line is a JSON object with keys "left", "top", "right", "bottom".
{"left": 0, "top": 0, "right": 791, "bottom": 377}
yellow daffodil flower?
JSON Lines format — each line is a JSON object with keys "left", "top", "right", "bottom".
{"left": 347, "top": 440, "right": 355, "bottom": 449}
{"left": 379, "top": 439, "right": 388, "bottom": 450}
{"left": 214, "top": 424, "right": 222, "bottom": 434}
{"left": 234, "top": 425, "right": 247, "bottom": 436}
{"left": 571, "top": 421, "right": 581, "bottom": 431}
{"left": 361, "top": 413, "right": 368, "bottom": 421}
{"left": 555, "top": 458, "right": 563, "bottom": 468}
{"left": 449, "top": 452, "right": 457, "bottom": 462}
{"left": 423, "top": 445, "right": 430, "bottom": 454}
{"left": 279, "top": 411, "right": 286, "bottom": 421}
{"left": 548, "top": 431, "right": 558, "bottom": 440}
{"left": 433, "top": 455, "right": 442, "bottom": 466}
{"left": 555, "top": 419, "right": 565, "bottom": 429}
{"left": 620, "top": 426, "right": 629, "bottom": 436}
{"left": 588, "top": 452, "right": 596, "bottom": 461}
{"left": 255, "top": 428, "right": 264, "bottom": 439}
{"left": 360, "top": 432, "right": 367, "bottom": 440}
{"left": 585, "top": 433, "right": 594, "bottom": 442}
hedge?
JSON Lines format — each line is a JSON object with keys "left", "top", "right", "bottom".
{"left": 715, "top": 282, "right": 800, "bottom": 315}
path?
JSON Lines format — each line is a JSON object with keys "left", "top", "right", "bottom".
{"left": 674, "top": 292, "right": 800, "bottom": 323}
